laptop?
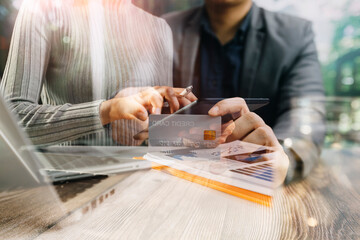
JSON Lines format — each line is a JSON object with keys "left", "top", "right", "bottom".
{"left": 0, "top": 95, "right": 151, "bottom": 183}
{"left": 35, "top": 146, "right": 151, "bottom": 182}
{"left": 0, "top": 95, "right": 69, "bottom": 238}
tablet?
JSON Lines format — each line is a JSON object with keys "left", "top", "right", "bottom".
{"left": 134, "top": 98, "right": 269, "bottom": 138}
{"left": 177, "top": 98, "right": 269, "bottom": 114}
{"left": 173, "top": 98, "right": 269, "bottom": 123}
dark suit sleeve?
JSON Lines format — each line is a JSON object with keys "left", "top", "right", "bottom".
{"left": 272, "top": 22, "right": 326, "bottom": 183}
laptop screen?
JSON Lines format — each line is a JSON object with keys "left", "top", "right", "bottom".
{"left": 0, "top": 95, "right": 68, "bottom": 238}
{"left": 0, "top": 95, "right": 44, "bottom": 190}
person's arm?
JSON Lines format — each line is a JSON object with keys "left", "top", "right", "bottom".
{"left": 0, "top": 1, "right": 189, "bottom": 146}
{"left": 273, "top": 22, "right": 326, "bottom": 183}
{"left": 0, "top": 0, "right": 107, "bottom": 146}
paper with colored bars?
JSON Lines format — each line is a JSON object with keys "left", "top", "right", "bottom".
{"left": 144, "top": 140, "right": 277, "bottom": 206}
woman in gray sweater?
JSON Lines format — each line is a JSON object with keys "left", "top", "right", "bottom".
{"left": 1, "top": 0, "right": 192, "bottom": 146}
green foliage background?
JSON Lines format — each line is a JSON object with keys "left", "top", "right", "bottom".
{"left": 321, "top": 1, "right": 360, "bottom": 96}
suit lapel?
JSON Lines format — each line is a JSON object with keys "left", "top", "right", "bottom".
{"left": 240, "top": 4, "right": 265, "bottom": 97}
{"left": 181, "top": 8, "right": 203, "bottom": 88}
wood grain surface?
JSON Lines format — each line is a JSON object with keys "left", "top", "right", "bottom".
{"left": 1, "top": 148, "right": 359, "bottom": 240}
{"left": 0, "top": 174, "right": 130, "bottom": 240}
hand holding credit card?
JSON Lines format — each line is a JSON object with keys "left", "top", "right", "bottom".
{"left": 133, "top": 96, "right": 269, "bottom": 140}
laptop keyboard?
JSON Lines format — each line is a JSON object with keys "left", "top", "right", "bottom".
{"left": 43, "top": 153, "right": 127, "bottom": 170}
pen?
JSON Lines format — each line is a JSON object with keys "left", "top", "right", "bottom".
{"left": 163, "top": 85, "right": 193, "bottom": 108}
{"left": 179, "top": 85, "right": 193, "bottom": 97}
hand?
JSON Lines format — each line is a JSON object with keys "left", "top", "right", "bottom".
{"left": 100, "top": 86, "right": 197, "bottom": 125}
{"left": 208, "top": 98, "right": 289, "bottom": 186}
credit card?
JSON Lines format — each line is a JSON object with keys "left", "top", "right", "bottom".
{"left": 148, "top": 114, "right": 221, "bottom": 148}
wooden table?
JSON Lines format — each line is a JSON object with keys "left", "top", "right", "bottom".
{"left": 1, "top": 147, "right": 359, "bottom": 239}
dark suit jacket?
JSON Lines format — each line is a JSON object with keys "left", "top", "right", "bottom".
{"left": 163, "top": 4, "right": 326, "bottom": 182}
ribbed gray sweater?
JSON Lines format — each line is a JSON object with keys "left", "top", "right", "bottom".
{"left": 0, "top": 0, "right": 173, "bottom": 146}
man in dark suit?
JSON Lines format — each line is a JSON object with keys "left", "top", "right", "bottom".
{"left": 163, "top": 0, "right": 326, "bottom": 183}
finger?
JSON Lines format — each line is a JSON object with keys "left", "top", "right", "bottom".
{"left": 115, "top": 98, "right": 149, "bottom": 121}
{"left": 208, "top": 97, "right": 250, "bottom": 117}
{"left": 221, "top": 120, "right": 235, "bottom": 133}
{"left": 132, "top": 107, "right": 149, "bottom": 121}
{"left": 133, "top": 130, "right": 149, "bottom": 140}
{"left": 127, "top": 98, "right": 149, "bottom": 121}
{"left": 219, "top": 121, "right": 235, "bottom": 143}
{"left": 173, "top": 88, "right": 198, "bottom": 101}
{"left": 226, "top": 112, "right": 265, "bottom": 142}
{"left": 178, "top": 97, "right": 192, "bottom": 107}
{"left": 184, "top": 92, "right": 198, "bottom": 102}
{"left": 156, "top": 87, "right": 180, "bottom": 113}
{"left": 241, "top": 126, "right": 279, "bottom": 147}
{"left": 148, "top": 92, "right": 163, "bottom": 114}
{"left": 138, "top": 87, "right": 162, "bottom": 113}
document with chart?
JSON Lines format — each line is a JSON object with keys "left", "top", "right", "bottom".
{"left": 145, "top": 140, "right": 277, "bottom": 196}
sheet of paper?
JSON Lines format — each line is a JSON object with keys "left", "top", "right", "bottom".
{"left": 145, "top": 141, "right": 276, "bottom": 195}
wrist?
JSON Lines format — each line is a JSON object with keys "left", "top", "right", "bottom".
{"left": 279, "top": 139, "right": 304, "bottom": 184}
{"left": 100, "top": 99, "right": 114, "bottom": 125}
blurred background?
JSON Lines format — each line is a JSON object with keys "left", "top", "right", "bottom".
{"left": 2, "top": 0, "right": 359, "bottom": 96}
{"left": 1, "top": 0, "right": 359, "bottom": 146}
